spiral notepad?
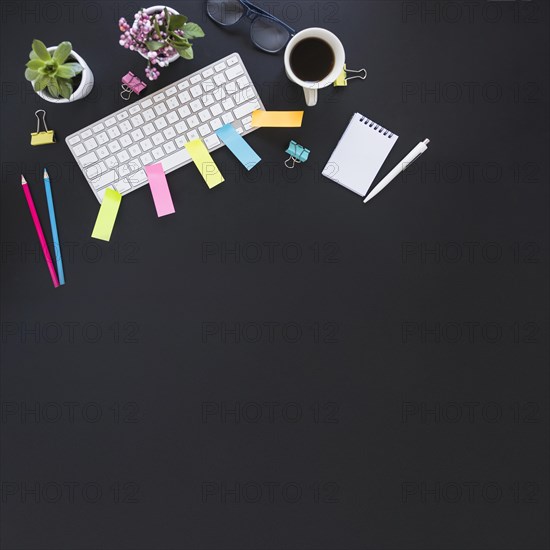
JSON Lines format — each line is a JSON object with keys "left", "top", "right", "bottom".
{"left": 322, "top": 113, "right": 399, "bottom": 197}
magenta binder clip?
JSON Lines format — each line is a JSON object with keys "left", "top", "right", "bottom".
{"left": 121, "top": 72, "right": 147, "bottom": 100}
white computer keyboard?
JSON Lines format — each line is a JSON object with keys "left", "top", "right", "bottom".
{"left": 66, "top": 53, "right": 265, "bottom": 202}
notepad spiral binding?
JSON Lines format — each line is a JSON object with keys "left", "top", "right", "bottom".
{"left": 358, "top": 116, "right": 395, "bottom": 138}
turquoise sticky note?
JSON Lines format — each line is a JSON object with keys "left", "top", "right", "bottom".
{"left": 215, "top": 124, "right": 261, "bottom": 171}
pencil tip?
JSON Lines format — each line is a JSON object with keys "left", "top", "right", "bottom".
{"left": 44, "top": 168, "right": 48, "bottom": 178}
{"left": 21, "top": 174, "right": 27, "bottom": 185}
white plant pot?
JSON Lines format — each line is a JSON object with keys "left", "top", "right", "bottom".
{"left": 139, "top": 5, "right": 181, "bottom": 65}
{"left": 33, "top": 46, "right": 94, "bottom": 104}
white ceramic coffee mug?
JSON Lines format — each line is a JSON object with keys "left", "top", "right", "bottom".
{"left": 284, "top": 28, "right": 345, "bottom": 107}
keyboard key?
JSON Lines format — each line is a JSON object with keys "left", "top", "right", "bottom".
{"left": 237, "top": 76, "right": 249, "bottom": 89}
{"left": 190, "top": 99, "right": 202, "bottom": 112}
{"left": 166, "top": 112, "right": 179, "bottom": 124}
{"left": 167, "top": 97, "right": 178, "bottom": 109}
{"left": 178, "top": 105, "right": 191, "bottom": 118}
{"left": 81, "top": 129, "right": 93, "bottom": 139}
{"left": 119, "top": 120, "right": 132, "bottom": 132}
{"left": 222, "top": 98, "right": 235, "bottom": 110}
{"left": 235, "top": 87, "right": 254, "bottom": 105}
{"left": 154, "top": 103, "right": 168, "bottom": 116}
{"left": 222, "top": 113, "right": 235, "bottom": 124}
{"left": 175, "top": 121, "right": 187, "bottom": 133}
{"left": 163, "top": 141, "right": 176, "bottom": 155}
{"left": 236, "top": 128, "right": 243, "bottom": 134}
{"left": 107, "top": 139, "right": 122, "bottom": 153}
{"left": 129, "top": 170, "right": 147, "bottom": 187}
{"left": 105, "top": 156, "right": 118, "bottom": 169}
{"left": 68, "top": 135, "right": 80, "bottom": 145}
{"left": 214, "top": 61, "right": 226, "bottom": 72}
{"left": 202, "top": 79, "right": 215, "bottom": 93}
{"left": 187, "top": 115, "right": 200, "bottom": 128}
{"left": 211, "top": 118, "right": 223, "bottom": 131}
{"left": 97, "top": 146, "right": 109, "bottom": 159}
{"left": 160, "top": 149, "right": 192, "bottom": 172}
{"left": 175, "top": 136, "right": 186, "bottom": 148}
{"left": 163, "top": 127, "right": 176, "bottom": 140}
{"left": 91, "top": 169, "right": 117, "bottom": 189}
{"left": 120, "top": 135, "right": 132, "bottom": 147}
{"left": 190, "top": 85, "right": 202, "bottom": 98}
{"left": 243, "top": 121, "right": 252, "bottom": 131}
{"left": 199, "top": 124, "right": 211, "bottom": 137}
{"left": 204, "top": 134, "right": 220, "bottom": 148}
{"left": 141, "top": 98, "right": 153, "bottom": 108}
{"left": 93, "top": 123, "right": 105, "bottom": 133}
{"left": 211, "top": 104, "right": 223, "bottom": 116}
{"left": 117, "top": 150, "right": 130, "bottom": 163}
{"left": 154, "top": 117, "right": 167, "bottom": 130}
{"left": 242, "top": 115, "right": 252, "bottom": 125}
{"left": 202, "top": 67, "right": 214, "bottom": 78}
{"left": 118, "top": 164, "right": 132, "bottom": 177}
{"left": 213, "top": 73, "right": 226, "bottom": 87}
{"left": 86, "top": 161, "right": 107, "bottom": 180}
{"left": 140, "top": 152, "right": 154, "bottom": 165}
{"left": 129, "top": 104, "right": 141, "bottom": 115}
{"left": 178, "top": 91, "right": 191, "bottom": 104}
{"left": 227, "top": 55, "right": 239, "bottom": 66}
{"left": 131, "top": 128, "right": 144, "bottom": 141}
{"left": 84, "top": 137, "right": 98, "bottom": 151}
{"left": 72, "top": 143, "right": 86, "bottom": 156}
{"left": 233, "top": 100, "right": 260, "bottom": 119}
{"left": 80, "top": 152, "right": 98, "bottom": 165}
{"left": 213, "top": 88, "right": 226, "bottom": 102}
{"left": 143, "top": 123, "right": 156, "bottom": 136}
{"left": 152, "top": 147, "right": 164, "bottom": 160}
{"left": 107, "top": 127, "right": 121, "bottom": 139}
{"left": 116, "top": 111, "right": 129, "bottom": 120}
{"left": 187, "top": 130, "right": 200, "bottom": 141}
{"left": 165, "top": 86, "right": 177, "bottom": 96}
{"left": 129, "top": 144, "right": 141, "bottom": 157}
{"left": 177, "top": 80, "right": 190, "bottom": 90}
{"left": 114, "top": 179, "right": 132, "bottom": 193}
{"left": 140, "top": 138, "right": 153, "bottom": 151}
{"left": 203, "top": 94, "right": 215, "bottom": 107}
{"left": 225, "top": 81, "right": 238, "bottom": 95}
{"left": 105, "top": 117, "right": 116, "bottom": 127}
{"left": 152, "top": 133, "right": 165, "bottom": 146}
{"left": 131, "top": 114, "right": 144, "bottom": 127}
{"left": 153, "top": 92, "right": 166, "bottom": 102}
{"left": 199, "top": 109, "right": 212, "bottom": 123}
{"left": 143, "top": 109, "right": 155, "bottom": 121}
{"left": 225, "top": 65, "right": 244, "bottom": 80}
{"left": 190, "top": 74, "right": 202, "bottom": 84}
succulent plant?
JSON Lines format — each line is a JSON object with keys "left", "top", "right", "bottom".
{"left": 25, "top": 39, "right": 83, "bottom": 99}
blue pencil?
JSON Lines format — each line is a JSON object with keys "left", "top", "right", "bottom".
{"left": 43, "top": 169, "right": 65, "bottom": 285}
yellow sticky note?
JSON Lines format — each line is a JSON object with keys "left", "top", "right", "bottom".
{"left": 334, "top": 65, "right": 347, "bottom": 87}
{"left": 91, "top": 188, "right": 122, "bottom": 241}
{"left": 184, "top": 139, "right": 224, "bottom": 188}
{"left": 251, "top": 110, "right": 304, "bottom": 128}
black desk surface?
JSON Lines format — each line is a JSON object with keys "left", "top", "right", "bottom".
{"left": 1, "top": 1, "right": 549, "bottom": 549}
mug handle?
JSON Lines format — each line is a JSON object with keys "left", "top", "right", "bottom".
{"left": 303, "top": 87, "right": 318, "bottom": 107}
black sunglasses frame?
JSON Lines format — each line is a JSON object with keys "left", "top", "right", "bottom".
{"left": 206, "top": 0, "right": 296, "bottom": 53}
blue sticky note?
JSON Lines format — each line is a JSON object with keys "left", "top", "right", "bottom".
{"left": 215, "top": 124, "right": 261, "bottom": 171}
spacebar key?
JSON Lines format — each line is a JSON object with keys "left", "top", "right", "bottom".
{"left": 233, "top": 100, "right": 260, "bottom": 120}
{"left": 160, "top": 149, "right": 192, "bottom": 172}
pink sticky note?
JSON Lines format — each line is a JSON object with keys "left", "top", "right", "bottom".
{"left": 145, "top": 163, "right": 175, "bottom": 217}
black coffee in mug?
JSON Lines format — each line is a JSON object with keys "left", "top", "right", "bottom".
{"left": 290, "top": 37, "right": 335, "bottom": 82}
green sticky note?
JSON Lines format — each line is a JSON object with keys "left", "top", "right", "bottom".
{"left": 91, "top": 188, "right": 122, "bottom": 241}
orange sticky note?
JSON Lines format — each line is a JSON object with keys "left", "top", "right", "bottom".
{"left": 251, "top": 110, "right": 304, "bottom": 128}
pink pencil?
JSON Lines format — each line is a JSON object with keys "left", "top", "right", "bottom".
{"left": 21, "top": 175, "right": 59, "bottom": 288}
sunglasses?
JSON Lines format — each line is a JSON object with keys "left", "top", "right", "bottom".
{"left": 206, "top": 0, "right": 296, "bottom": 53}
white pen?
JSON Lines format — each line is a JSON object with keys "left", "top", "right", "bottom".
{"left": 363, "top": 139, "right": 430, "bottom": 203}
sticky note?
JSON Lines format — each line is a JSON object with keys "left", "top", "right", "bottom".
{"left": 215, "top": 124, "right": 261, "bottom": 171}
{"left": 184, "top": 139, "right": 224, "bottom": 188}
{"left": 145, "top": 163, "right": 175, "bottom": 217}
{"left": 91, "top": 188, "right": 122, "bottom": 241}
{"left": 251, "top": 110, "right": 304, "bottom": 128}
{"left": 334, "top": 65, "right": 347, "bottom": 87}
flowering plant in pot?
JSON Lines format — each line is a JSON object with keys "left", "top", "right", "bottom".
{"left": 24, "top": 39, "right": 94, "bottom": 103}
{"left": 119, "top": 6, "right": 205, "bottom": 81}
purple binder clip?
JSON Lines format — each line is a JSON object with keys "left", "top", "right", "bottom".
{"left": 121, "top": 72, "right": 147, "bottom": 100}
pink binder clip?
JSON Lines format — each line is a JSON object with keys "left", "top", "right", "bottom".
{"left": 121, "top": 72, "right": 147, "bottom": 100}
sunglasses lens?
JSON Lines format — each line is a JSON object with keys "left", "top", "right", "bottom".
{"left": 207, "top": 0, "right": 245, "bottom": 25}
{"left": 250, "top": 17, "right": 290, "bottom": 53}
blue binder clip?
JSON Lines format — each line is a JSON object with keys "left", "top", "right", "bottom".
{"left": 285, "top": 140, "right": 310, "bottom": 169}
